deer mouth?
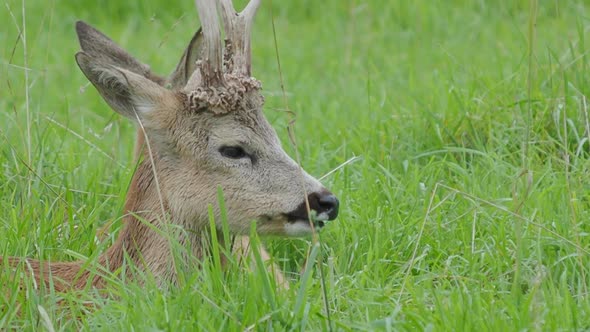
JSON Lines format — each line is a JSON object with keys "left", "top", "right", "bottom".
{"left": 285, "top": 211, "right": 330, "bottom": 229}
{"left": 283, "top": 192, "right": 339, "bottom": 230}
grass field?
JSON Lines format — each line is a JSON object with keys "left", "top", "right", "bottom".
{"left": 2, "top": 0, "right": 590, "bottom": 330}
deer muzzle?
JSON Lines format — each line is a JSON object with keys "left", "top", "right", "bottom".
{"left": 286, "top": 191, "right": 340, "bottom": 228}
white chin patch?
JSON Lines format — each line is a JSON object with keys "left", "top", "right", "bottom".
{"left": 316, "top": 212, "right": 329, "bottom": 221}
{"left": 282, "top": 211, "right": 330, "bottom": 237}
{"left": 284, "top": 221, "right": 314, "bottom": 237}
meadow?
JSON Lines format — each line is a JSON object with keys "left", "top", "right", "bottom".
{"left": 1, "top": 0, "right": 590, "bottom": 330}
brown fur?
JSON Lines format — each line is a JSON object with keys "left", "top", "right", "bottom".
{"left": 1, "top": 5, "right": 337, "bottom": 294}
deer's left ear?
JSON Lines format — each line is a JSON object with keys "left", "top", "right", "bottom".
{"left": 76, "top": 21, "right": 164, "bottom": 83}
{"left": 76, "top": 52, "right": 179, "bottom": 126}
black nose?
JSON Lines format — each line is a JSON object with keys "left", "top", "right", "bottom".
{"left": 309, "top": 192, "right": 339, "bottom": 220}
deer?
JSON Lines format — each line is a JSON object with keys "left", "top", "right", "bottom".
{"left": 1, "top": 0, "right": 339, "bottom": 293}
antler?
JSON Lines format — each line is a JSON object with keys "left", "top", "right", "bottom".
{"left": 219, "top": 0, "right": 261, "bottom": 76}
{"left": 190, "top": 0, "right": 260, "bottom": 88}
{"left": 193, "top": 0, "right": 224, "bottom": 86}
{"left": 186, "top": 0, "right": 263, "bottom": 114}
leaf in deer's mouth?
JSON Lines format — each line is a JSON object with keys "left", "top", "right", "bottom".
{"left": 291, "top": 219, "right": 324, "bottom": 230}
{"left": 289, "top": 210, "right": 327, "bottom": 229}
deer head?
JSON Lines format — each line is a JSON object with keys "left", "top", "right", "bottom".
{"left": 74, "top": 0, "right": 339, "bottom": 237}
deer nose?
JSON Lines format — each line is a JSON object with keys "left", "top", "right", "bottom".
{"left": 309, "top": 192, "right": 339, "bottom": 220}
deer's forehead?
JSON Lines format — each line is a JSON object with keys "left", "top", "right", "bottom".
{"left": 207, "top": 111, "right": 277, "bottom": 142}
{"left": 172, "top": 106, "right": 279, "bottom": 148}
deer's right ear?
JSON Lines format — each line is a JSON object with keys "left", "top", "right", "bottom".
{"left": 76, "top": 52, "right": 176, "bottom": 125}
{"left": 167, "top": 28, "right": 204, "bottom": 89}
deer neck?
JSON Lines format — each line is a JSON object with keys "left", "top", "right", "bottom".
{"left": 102, "top": 148, "right": 223, "bottom": 285}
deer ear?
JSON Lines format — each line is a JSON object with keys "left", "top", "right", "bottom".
{"left": 167, "top": 28, "right": 204, "bottom": 89}
{"left": 76, "top": 52, "right": 175, "bottom": 124}
{"left": 76, "top": 21, "right": 164, "bottom": 83}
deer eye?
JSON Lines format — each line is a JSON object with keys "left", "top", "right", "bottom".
{"left": 219, "top": 146, "right": 248, "bottom": 159}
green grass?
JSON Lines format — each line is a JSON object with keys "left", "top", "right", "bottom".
{"left": 2, "top": 0, "right": 590, "bottom": 330}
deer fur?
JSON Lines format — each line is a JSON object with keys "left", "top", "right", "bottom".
{"left": 1, "top": 0, "right": 339, "bottom": 293}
